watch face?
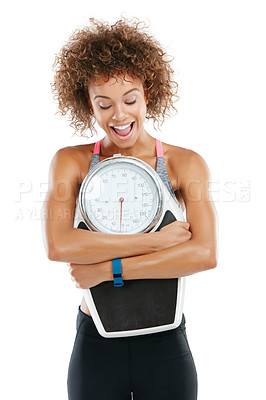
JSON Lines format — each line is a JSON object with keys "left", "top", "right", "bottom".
{"left": 80, "top": 157, "right": 163, "bottom": 234}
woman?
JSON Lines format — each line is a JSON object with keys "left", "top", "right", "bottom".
{"left": 43, "top": 18, "right": 218, "bottom": 400}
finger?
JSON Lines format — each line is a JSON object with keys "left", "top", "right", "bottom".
{"left": 182, "top": 222, "right": 190, "bottom": 230}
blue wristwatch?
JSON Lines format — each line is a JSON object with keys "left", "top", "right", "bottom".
{"left": 112, "top": 258, "right": 124, "bottom": 287}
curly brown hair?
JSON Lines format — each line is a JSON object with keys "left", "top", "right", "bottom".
{"left": 52, "top": 17, "right": 179, "bottom": 137}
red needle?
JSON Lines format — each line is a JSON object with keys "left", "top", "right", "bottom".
{"left": 119, "top": 197, "right": 124, "bottom": 232}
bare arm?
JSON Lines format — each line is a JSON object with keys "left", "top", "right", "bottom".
{"left": 121, "top": 151, "right": 218, "bottom": 277}
{"left": 70, "top": 151, "right": 218, "bottom": 288}
{"left": 42, "top": 147, "right": 191, "bottom": 264}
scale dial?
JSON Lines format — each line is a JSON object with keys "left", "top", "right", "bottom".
{"left": 79, "top": 156, "right": 164, "bottom": 234}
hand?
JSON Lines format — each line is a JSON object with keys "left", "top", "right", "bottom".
{"left": 157, "top": 220, "right": 192, "bottom": 250}
{"left": 68, "top": 261, "right": 111, "bottom": 289}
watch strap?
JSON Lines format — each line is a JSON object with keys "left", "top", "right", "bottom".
{"left": 112, "top": 258, "right": 124, "bottom": 287}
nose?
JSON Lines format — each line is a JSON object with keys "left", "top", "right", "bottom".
{"left": 111, "top": 103, "right": 127, "bottom": 121}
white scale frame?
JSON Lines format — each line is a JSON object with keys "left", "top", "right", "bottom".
{"left": 74, "top": 155, "right": 186, "bottom": 338}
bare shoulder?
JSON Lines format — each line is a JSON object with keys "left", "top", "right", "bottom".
{"left": 51, "top": 143, "right": 94, "bottom": 165}
{"left": 162, "top": 142, "right": 211, "bottom": 187}
{"left": 49, "top": 143, "right": 95, "bottom": 182}
{"left": 163, "top": 141, "right": 205, "bottom": 164}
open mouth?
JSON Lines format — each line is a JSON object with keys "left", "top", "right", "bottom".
{"left": 111, "top": 122, "right": 135, "bottom": 138}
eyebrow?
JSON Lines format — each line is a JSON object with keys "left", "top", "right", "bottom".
{"left": 93, "top": 88, "right": 140, "bottom": 100}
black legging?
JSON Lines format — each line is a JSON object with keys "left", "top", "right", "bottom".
{"left": 67, "top": 307, "right": 198, "bottom": 400}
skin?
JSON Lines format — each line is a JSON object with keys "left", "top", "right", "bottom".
{"left": 42, "top": 75, "right": 218, "bottom": 317}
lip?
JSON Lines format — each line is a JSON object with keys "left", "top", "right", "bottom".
{"left": 110, "top": 121, "right": 135, "bottom": 141}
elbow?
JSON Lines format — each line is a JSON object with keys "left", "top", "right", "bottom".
{"left": 201, "top": 246, "right": 218, "bottom": 270}
{"left": 207, "top": 255, "right": 217, "bottom": 269}
{"left": 46, "top": 243, "right": 60, "bottom": 262}
{"left": 205, "top": 249, "right": 217, "bottom": 269}
{"left": 45, "top": 238, "right": 63, "bottom": 262}
{"left": 42, "top": 224, "right": 72, "bottom": 263}
{"left": 45, "top": 232, "right": 78, "bottom": 263}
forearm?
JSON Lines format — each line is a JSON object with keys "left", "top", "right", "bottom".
{"left": 48, "top": 227, "right": 162, "bottom": 264}
{"left": 101, "top": 239, "right": 217, "bottom": 282}
{"left": 69, "top": 238, "right": 217, "bottom": 290}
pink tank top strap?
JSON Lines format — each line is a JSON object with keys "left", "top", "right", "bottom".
{"left": 93, "top": 140, "right": 101, "bottom": 155}
{"left": 155, "top": 138, "right": 164, "bottom": 157}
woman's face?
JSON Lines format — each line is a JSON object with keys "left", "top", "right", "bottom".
{"left": 88, "top": 74, "right": 148, "bottom": 149}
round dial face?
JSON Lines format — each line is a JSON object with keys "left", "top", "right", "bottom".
{"left": 80, "top": 158, "right": 163, "bottom": 234}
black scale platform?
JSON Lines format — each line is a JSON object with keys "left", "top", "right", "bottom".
{"left": 77, "top": 210, "right": 178, "bottom": 333}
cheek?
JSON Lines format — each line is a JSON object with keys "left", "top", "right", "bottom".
{"left": 93, "top": 110, "right": 107, "bottom": 127}
{"left": 139, "top": 103, "right": 147, "bottom": 121}
{"left": 132, "top": 99, "right": 147, "bottom": 120}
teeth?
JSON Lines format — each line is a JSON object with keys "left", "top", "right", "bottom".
{"left": 112, "top": 123, "right": 132, "bottom": 130}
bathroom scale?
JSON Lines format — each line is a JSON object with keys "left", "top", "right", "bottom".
{"left": 73, "top": 154, "right": 186, "bottom": 338}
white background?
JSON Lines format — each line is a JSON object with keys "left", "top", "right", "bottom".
{"left": 1, "top": 0, "right": 265, "bottom": 399}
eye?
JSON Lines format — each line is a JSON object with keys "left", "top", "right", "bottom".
{"left": 99, "top": 105, "right": 112, "bottom": 110}
{"left": 125, "top": 99, "right": 136, "bottom": 105}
